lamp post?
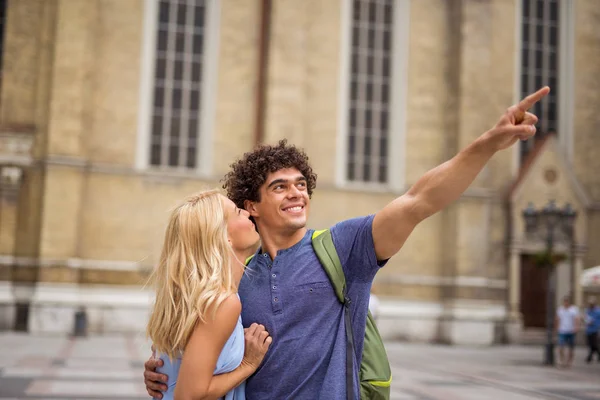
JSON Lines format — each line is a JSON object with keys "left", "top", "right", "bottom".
{"left": 522, "top": 200, "right": 577, "bottom": 366}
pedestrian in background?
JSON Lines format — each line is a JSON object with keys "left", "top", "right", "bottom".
{"left": 555, "top": 295, "right": 580, "bottom": 368}
{"left": 584, "top": 296, "right": 600, "bottom": 363}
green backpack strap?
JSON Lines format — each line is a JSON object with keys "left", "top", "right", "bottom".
{"left": 312, "top": 229, "right": 392, "bottom": 400}
{"left": 311, "top": 229, "right": 346, "bottom": 302}
{"left": 245, "top": 254, "right": 255, "bottom": 266}
{"left": 311, "top": 229, "right": 356, "bottom": 400}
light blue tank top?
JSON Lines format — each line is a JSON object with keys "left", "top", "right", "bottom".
{"left": 155, "top": 313, "right": 246, "bottom": 400}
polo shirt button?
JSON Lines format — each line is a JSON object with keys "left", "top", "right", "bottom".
{"left": 272, "top": 274, "right": 276, "bottom": 278}
{"left": 274, "top": 297, "right": 278, "bottom": 302}
{"left": 272, "top": 285, "right": 277, "bottom": 289}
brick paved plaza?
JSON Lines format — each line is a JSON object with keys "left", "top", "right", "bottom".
{"left": 0, "top": 332, "right": 599, "bottom": 399}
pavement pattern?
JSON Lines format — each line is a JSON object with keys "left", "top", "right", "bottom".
{"left": 1, "top": 332, "right": 599, "bottom": 399}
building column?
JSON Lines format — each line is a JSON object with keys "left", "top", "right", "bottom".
{"left": 508, "top": 248, "right": 521, "bottom": 317}
{"left": 573, "top": 248, "right": 585, "bottom": 308}
{"left": 0, "top": 132, "right": 35, "bottom": 256}
{"left": 0, "top": 166, "right": 22, "bottom": 253}
{"left": 0, "top": 165, "right": 25, "bottom": 329}
{"left": 505, "top": 247, "right": 523, "bottom": 343}
{"left": 0, "top": 128, "right": 34, "bottom": 330}
{"left": 441, "top": 0, "right": 518, "bottom": 345}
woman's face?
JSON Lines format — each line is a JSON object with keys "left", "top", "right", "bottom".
{"left": 222, "top": 195, "right": 260, "bottom": 256}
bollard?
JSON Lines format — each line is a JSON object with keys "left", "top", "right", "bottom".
{"left": 73, "top": 307, "right": 88, "bottom": 337}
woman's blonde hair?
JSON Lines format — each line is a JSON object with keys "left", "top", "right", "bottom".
{"left": 146, "top": 189, "right": 236, "bottom": 359}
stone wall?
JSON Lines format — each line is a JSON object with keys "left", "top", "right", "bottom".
{"left": 0, "top": 0, "right": 599, "bottom": 342}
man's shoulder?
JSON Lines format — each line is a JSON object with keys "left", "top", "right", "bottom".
{"left": 329, "top": 215, "right": 375, "bottom": 240}
{"left": 330, "top": 215, "right": 375, "bottom": 229}
{"left": 245, "top": 250, "right": 264, "bottom": 267}
{"left": 246, "top": 255, "right": 259, "bottom": 265}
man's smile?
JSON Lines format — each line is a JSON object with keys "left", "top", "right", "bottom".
{"left": 282, "top": 205, "right": 305, "bottom": 214}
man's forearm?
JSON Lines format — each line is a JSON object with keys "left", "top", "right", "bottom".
{"left": 371, "top": 132, "right": 499, "bottom": 260}
{"left": 372, "top": 87, "right": 547, "bottom": 260}
{"left": 406, "top": 133, "right": 497, "bottom": 221}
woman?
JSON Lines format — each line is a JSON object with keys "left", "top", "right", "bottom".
{"left": 146, "top": 190, "right": 271, "bottom": 400}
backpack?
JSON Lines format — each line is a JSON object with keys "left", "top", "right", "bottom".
{"left": 311, "top": 229, "right": 392, "bottom": 400}
{"left": 244, "top": 229, "right": 392, "bottom": 399}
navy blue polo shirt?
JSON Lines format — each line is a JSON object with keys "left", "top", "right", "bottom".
{"left": 238, "top": 215, "right": 384, "bottom": 399}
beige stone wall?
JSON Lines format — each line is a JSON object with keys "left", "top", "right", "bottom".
{"left": 509, "top": 138, "right": 591, "bottom": 310}
{"left": 573, "top": 0, "right": 600, "bottom": 202}
{"left": 213, "top": 0, "right": 261, "bottom": 176}
{"left": 0, "top": 0, "right": 49, "bottom": 129}
{"left": 0, "top": 0, "right": 57, "bottom": 263}
{"left": 260, "top": 0, "right": 343, "bottom": 186}
{"left": 296, "top": 0, "right": 344, "bottom": 186}
{"left": 87, "top": 0, "right": 144, "bottom": 166}
{"left": 586, "top": 211, "right": 600, "bottom": 269}
{"left": 78, "top": 171, "right": 218, "bottom": 263}
{"left": 39, "top": 166, "right": 86, "bottom": 260}
{"left": 511, "top": 141, "right": 588, "bottom": 245}
{"left": 401, "top": 0, "right": 454, "bottom": 292}
{"left": 254, "top": 0, "right": 448, "bottom": 297}
{"left": 450, "top": 0, "right": 517, "bottom": 291}
{"left": 14, "top": 168, "right": 46, "bottom": 257}
{"left": 399, "top": 0, "right": 519, "bottom": 301}
{"left": 0, "top": 197, "right": 17, "bottom": 254}
{"left": 46, "top": 0, "right": 95, "bottom": 158}
{"left": 260, "top": 0, "right": 519, "bottom": 303}
{"left": 572, "top": 0, "right": 600, "bottom": 271}
{"left": 32, "top": 0, "right": 262, "bottom": 283}
{"left": 1, "top": 0, "right": 598, "bottom": 313}
{"left": 37, "top": 0, "right": 516, "bottom": 300}
{"left": 405, "top": 0, "right": 455, "bottom": 187}
{"left": 86, "top": 0, "right": 260, "bottom": 171}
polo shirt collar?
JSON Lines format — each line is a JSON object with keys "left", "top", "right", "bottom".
{"left": 254, "top": 229, "right": 313, "bottom": 264}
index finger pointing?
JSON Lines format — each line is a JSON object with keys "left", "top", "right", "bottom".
{"left": 518, "top": 86, "right": 550, "bottom": 112}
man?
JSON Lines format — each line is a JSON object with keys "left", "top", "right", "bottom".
{"left": 584, "top": 296, "right": 600, "bottom": 363}
{"left": 555, "top": 295, "right": 580, "bottom": 368}
{"left": 144, "top": 87, "right": 549, "bottom": 399}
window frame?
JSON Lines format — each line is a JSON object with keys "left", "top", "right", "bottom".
{"left": 513, "top": 0, "right": 574, "bottom": 171}
{"left": 336, "top": 0, "right": 410, "bottom": 191}
{"left": 135, "top": 0, "right": 221, "bottom": 174}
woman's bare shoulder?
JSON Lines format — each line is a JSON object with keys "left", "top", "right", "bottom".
{"left": 202, "top": 293, "right": 241, "bottom": 326}
{"left": 218, "top": 293, "right": 241, "bottom": 316}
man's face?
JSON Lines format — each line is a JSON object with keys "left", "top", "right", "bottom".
{"left": 246, "top": 168, "right": 310, "bottom": 233}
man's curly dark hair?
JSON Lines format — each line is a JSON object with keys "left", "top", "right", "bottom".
{"left": 222, "top": 139, "right": 318, "bottom": 210}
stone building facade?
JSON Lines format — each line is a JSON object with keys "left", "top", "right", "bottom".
{"left": 0, "top": 0, "right": 598, "bottom": 345}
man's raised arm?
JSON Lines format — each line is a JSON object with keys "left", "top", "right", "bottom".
{"left": 372, "top": 87, "right": 550, "bottom": 261}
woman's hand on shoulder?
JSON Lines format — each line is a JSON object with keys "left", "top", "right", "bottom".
{"left": 241, "top": 323, "right": 272, "bottom": 371}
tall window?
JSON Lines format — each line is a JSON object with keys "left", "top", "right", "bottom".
{"left": 346, "top": 0, "right": 394, "bottom": 183}
{"left": 520, "top": 0, "right": 560, "bottom": 161}
{"left": 149, "top": 0, "right": 208, "bottom": 169}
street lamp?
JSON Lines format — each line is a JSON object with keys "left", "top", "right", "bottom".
{"left": 522, "top": 200, "right": 577, "bottom": 366}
